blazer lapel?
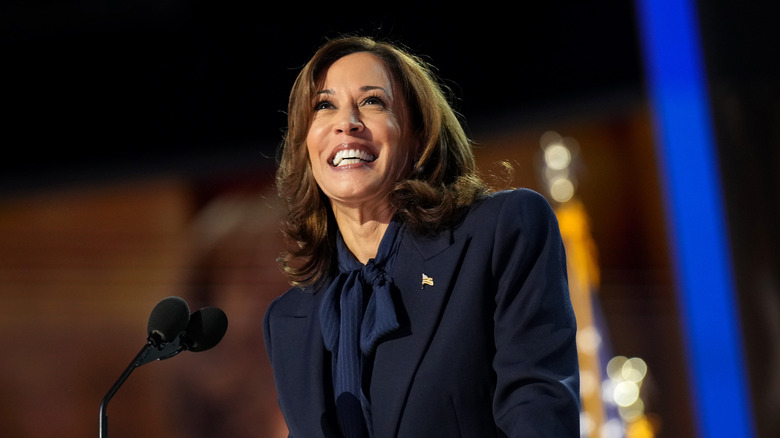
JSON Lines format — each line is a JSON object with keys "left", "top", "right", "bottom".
{"left": 370, "top": 229, "right": 471, "bottom": 437}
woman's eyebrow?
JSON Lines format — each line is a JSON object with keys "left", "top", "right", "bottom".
{"left": 315, "top": 86, "right": 389, "bottom": 95}
{"left": 360, "top": 85, "right": 388, "bottom": 93}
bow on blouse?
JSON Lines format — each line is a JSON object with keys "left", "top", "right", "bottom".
{"left": 319, "top": 220, "right": 403, "bottom": 437}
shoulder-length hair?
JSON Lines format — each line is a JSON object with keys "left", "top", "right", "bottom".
{"left": 276, "top": 36, "right": 488, "bottom": 287}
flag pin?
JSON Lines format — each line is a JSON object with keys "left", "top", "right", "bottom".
{"left": 421, "top": 273, "right": 434, "bottom": 289}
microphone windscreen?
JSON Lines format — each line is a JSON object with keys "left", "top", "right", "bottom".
{"left": 184, "top": 306, "right": 228, "bottom": 352}
{"left": 147, "top": 296, "right": 190, "bottom": 344}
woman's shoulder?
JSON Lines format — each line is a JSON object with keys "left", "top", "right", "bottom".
{"left": 448, "top": 188, "right": 557, "bottom": 238}
{"left": 468, "top": 188, "right": 555, "bottom": 221}
{"left": 485, "top": 187, "right": 550, "bottom": 204}
{"left": 265, "top": 284, "right": 319, "bottom": 318}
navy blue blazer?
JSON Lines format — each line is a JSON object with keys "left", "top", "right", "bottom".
{"left": 263, "top": 189, "right": 580, "bottom": 437}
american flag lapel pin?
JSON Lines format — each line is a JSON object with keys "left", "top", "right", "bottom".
{"left": 421, "top": 273, "right": 434, "bottom": 289}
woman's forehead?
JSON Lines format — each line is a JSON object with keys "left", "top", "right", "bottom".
{"left": 317, "top": 52, "right": 395, "bottom": 93}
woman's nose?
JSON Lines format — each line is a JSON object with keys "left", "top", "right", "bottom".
{"left": 335, "top": 107, "right": 364, "bottom": 134}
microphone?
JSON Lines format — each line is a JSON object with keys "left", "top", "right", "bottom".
{"left": 100, "top": 296, "right": 191, "bottom": 438}
{"left": 147, "top": 296, "right": 191, "bottom": 347}
{"left": 181, "top": 306, "right": 229, "bottom": 352}
{"left": 152, "top": 306, "right": 229, "bottom": 362}
{"left": 99, "top": 297, "right": 228, "bottom": 438}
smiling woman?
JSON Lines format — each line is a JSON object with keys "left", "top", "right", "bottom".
{"left": 305, "top": 52, "right": 418, "bottom": 240}
{"left": 276, "top": 37, "right": 488, "bottom": 285}
{"left": 265, "top": 36, "right": 581, "bottom": 438}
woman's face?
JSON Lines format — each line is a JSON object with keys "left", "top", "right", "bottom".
{"left": 306, "top": 51, "right": 418, "bottom": 212}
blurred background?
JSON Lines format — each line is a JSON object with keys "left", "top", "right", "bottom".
{"left": 1, "top": 1, "right": 777, "bottom": 437}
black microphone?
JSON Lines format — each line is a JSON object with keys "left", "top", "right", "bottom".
{"left": 153, "top": 306, "right": 229, "bottom": 362}
{"left": 181, "top": 306, "right": 229, "bottom": 352}
{"left": 147, "top": 296, "right": 191, "bottom": 347}
{"left": 99, "top": 296, "right": 191, "bottom": 438}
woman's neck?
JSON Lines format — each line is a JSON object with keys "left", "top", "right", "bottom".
{"left": 331, "top": 202, "right": 395, "bottom": 264}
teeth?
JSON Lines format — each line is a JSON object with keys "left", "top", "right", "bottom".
{"left": 332, "top": 149, "right": 376, "bottom": 167}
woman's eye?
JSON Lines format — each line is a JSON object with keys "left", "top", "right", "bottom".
{"left": 363, "top": 96, "right": 386, "bottom": 107}
{"left": 314, "top": 100, "right": 333, "bottom": 111}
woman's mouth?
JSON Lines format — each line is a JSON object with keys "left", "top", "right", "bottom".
{"left": 331, "top": 148, "right": 377, "bottom": 167}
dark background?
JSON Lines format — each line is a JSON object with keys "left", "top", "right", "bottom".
{"left": 2, "top": 2, "right": 642, "bottom": 193}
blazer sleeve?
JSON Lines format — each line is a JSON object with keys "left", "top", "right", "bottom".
{"left": 490, "top": 189, "right": 580, "bottom": 437}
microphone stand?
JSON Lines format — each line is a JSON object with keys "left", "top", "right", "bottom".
{"left": 99, "top": 338, "right": 183, "bottom": 438}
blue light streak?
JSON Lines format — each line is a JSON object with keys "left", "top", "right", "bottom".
{"left": 634, "top": 0, "right": 755, "bottom": 436}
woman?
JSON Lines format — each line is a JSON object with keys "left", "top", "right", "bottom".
{"left": 264, "top": 36, "right": 580, "bottom": 437}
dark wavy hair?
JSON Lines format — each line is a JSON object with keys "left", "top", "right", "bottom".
{"left": 276, "top": 36, "right": 489, "bottom": 287}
